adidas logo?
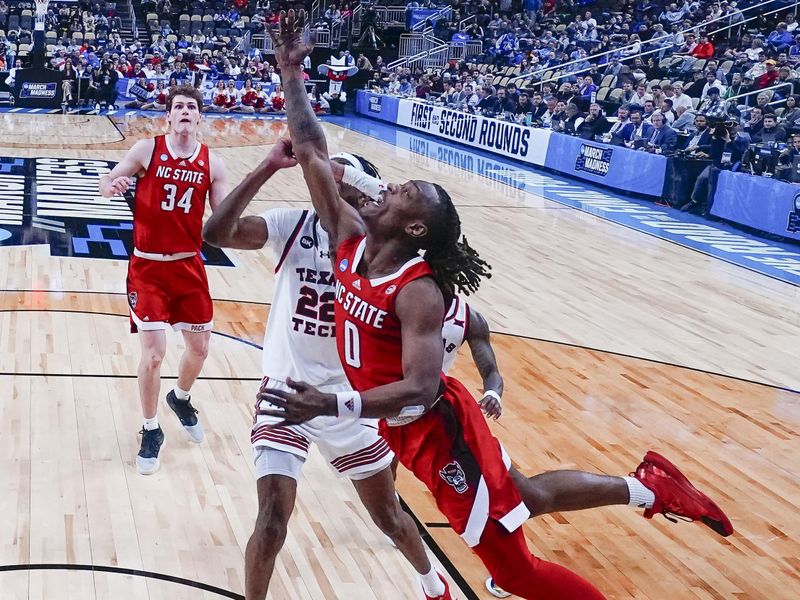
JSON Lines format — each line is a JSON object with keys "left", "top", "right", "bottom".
{"left": 143, "top": 316, "right": 150, "bottom": 321}
{"left": 353, "top": 280, "right": 361, "bottom": 290}
{"left": 179, "top": 160, "right": 187, "bottom": 166}
{"left": 344, "top": 399, "right": 354, "bottom": 412}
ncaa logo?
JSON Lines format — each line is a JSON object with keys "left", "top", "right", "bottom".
{"left": 385, "top": 284, "right": 397, "bottom": 295}
{"left": 127, "top": 291, "right": 138, "bottom": 309}
{"left": 159, "top": 154, "right": 168, "bottom": 162}
{"left": 339, "top": 258, "right": 349, "bottom": 272}
{"left": 300, "top": 235, "right": 314, "bottom": 249}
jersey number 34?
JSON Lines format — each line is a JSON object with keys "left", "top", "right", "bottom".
{"left": 161, "top": 184, "right": 194, "bottom": 213}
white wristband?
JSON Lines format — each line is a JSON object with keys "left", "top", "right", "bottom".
{"left": 336, "top": 391, "right": 362, "bottom": 420}
{"left": 482, "top": 390, "right": 502, "bottom": 402}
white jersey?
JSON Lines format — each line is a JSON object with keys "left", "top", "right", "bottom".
{"left": 442, "top": 295, "right": 470, "bottom": 373}
{"left": 259, "top": 208, "right": 347, "bottom": 387}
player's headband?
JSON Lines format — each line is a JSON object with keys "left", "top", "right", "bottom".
{"left": 330, "top": 152, "right": 363, "bottom": 172}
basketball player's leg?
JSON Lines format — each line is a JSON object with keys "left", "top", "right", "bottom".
{"left": 177, "top": 329, "right": 211, "bottom": 391}
{"left": 165, "top": 256, "right": 213, "bottom": 442}
{"left": 508, "top": 467, "right": 632, "bottom": 517}
{"left": 245, "top": 448, "right": 302, "bottom": 600}
{"left": 351, "top": 466, "right": 447, "bottom": 597}
{"left": 137, "top": 328, "right": 167, "bottom": 419}
{"left": 472, "top": 520, "right": 606, "bottom": 600}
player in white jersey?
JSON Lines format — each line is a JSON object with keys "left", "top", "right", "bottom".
{"left": 203, "top": 141, "right": 452, "bottom": 600}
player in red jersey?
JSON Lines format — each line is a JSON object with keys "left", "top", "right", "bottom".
{"left": 262, "top": 11, "right": 733, "bottom": 600}
{"left": 99, "top": 84, "right": 229, "bottom": 475}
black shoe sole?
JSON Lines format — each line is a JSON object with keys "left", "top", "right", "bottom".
{"left": 701, "top": 515, "right": 733, "bottom": 537}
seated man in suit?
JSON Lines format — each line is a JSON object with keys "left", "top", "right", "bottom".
{"left": 621, "top": 109, "right": 655, "bottom": 149}
{"left": 644, "top": 113, "right": 678, "bottom": 154}
{"left": 682, "top": 113, "right": 713, "bottom": 156}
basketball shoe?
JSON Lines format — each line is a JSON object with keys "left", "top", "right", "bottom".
{"left": 166, "top": 390, "right": 204, "bottom": 443}
{"left": 485, "top": 577, "right": 511, "bottom": 598}
{"left": 633, "top": 451, "right": 733, "bottom": 537}
{"left": 422, "top": 571, "right": 452, "bottom": 600}
{"left": 136, "top": 427, "right": 165, "bottom": 475}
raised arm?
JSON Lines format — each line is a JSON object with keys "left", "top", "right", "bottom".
{"left": 203, "top": 139, "right": 296, "bottom": 249}
{"left": 98, "top": 138, "right": 154, "bottom": 198}
{"left": 270, "top": 10, "right": 364, "bottom": 246}
{"left": 465, "top": 307, "right": 504, "bottom": 419}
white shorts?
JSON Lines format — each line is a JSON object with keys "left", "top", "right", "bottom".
{"left": 251, "top": 377, "right": 394, "bottom": 481}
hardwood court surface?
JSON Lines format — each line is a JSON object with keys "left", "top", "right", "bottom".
{"left": 0, "top": 112, "right": 798, "bottom": 600}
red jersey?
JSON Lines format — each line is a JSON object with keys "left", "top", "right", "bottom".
{"left": 334, "top": 236, "right": 432, "bottom": 391}
{"left": 133, "top": 135, "right": 212, "bottom": 255}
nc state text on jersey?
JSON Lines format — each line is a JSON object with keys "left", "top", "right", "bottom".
{"left": 335, "top": 280, "right": 387, "bottom": 328}
{"left": 154, "top": 165, "right": 206, "bottom": 185}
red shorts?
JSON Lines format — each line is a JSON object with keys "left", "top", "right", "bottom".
{"left": 379, "top": 376, "right": 529, "bottom": 547}
{"left": 126, "top": 254, "right": 213, "bottom": 333}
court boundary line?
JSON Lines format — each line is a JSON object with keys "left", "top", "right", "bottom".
{"left": 0, "top": 563, "right": 244, "bottom": 599}
{"left": 1, "top": 303, "right": 796, "bottom": 395}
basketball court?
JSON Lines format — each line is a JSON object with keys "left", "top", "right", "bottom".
{"left": 0, "top": 110, "right": 797, "bottom": 600}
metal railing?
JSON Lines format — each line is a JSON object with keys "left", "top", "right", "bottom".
{"left": 411, "top": 5, "right": 452, "bottom": 31}
{"left": 509, "top": 0, "right": 794, "bottom": 86}
{"left": 449, "top": 40, "right": 482, "bottom": 61}
{"left": 458, "top": 14, "right": 476, "bottom": 30}
{"left": 128, "top": 0, "right": 138, "bottom": 42}
{"left": 724, "top": 82, "right": 795, "bottom": 108}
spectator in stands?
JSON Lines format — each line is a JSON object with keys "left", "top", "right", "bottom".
{"left": 578, "top": 74, "right": 597, "bottom": 102}
{"left": 777, "top": 133, "right": 800, "bottom": 168}
{"left": 698, "top": 87, "right": 726, "bottom": 118}
{"left": 529, "top": 91, "right": 548, "bottom": 120}
{"left": 752, "top": 113, "right": 787, "bottom": 143}
{"left": 465, "top": 84, "right": 479, "bottom": 109}
{"left": 415, "top": 75, "right": 431, "bottom": 99}
{"left": 790, "top": 35, "right": 800, "bottom": 63}
{"left": 672, "top": 105, "right": 697, "bottom": 131}
{"left": 496, "top": 86, "right": 516, "bottom": 113}
{"left": 632, "top": 82, "right": 653, "bottom": 107}
{"left": 768, "top": 22, "right": 795, "bottom": 55}
{"left": 701, "top": 70, "right": 727, "bottom": 99}
{"left": 692, "top": 33, "right": 715, "bottom": 59}
{"left": 622, "top": 108, "right": 655, "bottom": 149}
{"left": 540, "top": 94, "right": 558, "bottom": 127}
{"left": 684, "top": 113, "right": 713, "bottom": 155}
{"left": 578, "top": 102, "right": 610, "bottom": 139}
{"left": 755, "top": 59, "right": 780, "bottom": 89}
{"left": 659, "top": 98, "right": 677, "bottom": 125}
{"left": 742, "top": 105, "right": 765, "bottom": 136}
{"left": 645, "top": 112, "right": 678, "bottom": 154}
{"left": 670, "top": 83, "right": 693, "bottom": 112}
{"left": 514, "top": 90, "right": 533, "bottom": 119}
{"left": 782, "top": 94, "right": 800, "bottom": 131}
{"left": 643, "top": 99, "right": 657, "bottom": 122}
{"left": 606, "top": 104, "right": 631, "bottom": 143}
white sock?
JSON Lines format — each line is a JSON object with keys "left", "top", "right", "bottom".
{"left": 173, "top": 386, "right": 190, "bottom": 400}
{"left": 143, "top": 416, "right": 159, "bottom": 431}
{"left": 419, "top": 567, "right": 445, "bottom": 597}
{"left": 624, "top": 476, "right": 655, "bottom": 509}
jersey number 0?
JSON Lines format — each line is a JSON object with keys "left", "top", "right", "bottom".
{"left": 161, "top": 184, "right": 194, "bottom": 213}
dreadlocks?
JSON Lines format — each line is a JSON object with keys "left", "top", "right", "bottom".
{"left": 422, "top": 184, "right": 491, "bottom": 301}
{"left": 352, "top": 155, "right": 380, "bottom": 179}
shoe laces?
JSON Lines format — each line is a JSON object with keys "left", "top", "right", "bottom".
{"left": 138, "top": 428, "right": 162, "bottom": 453}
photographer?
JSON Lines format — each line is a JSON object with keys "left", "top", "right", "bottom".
{"left": 679, "top": 120, "right": 751, "bottom": 215}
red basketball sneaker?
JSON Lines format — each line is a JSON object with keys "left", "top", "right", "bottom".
{"left": 633, "top": 451, "right": 734, "bottom": 537}
{"left": 422, "top": 571, "right": 452, "bottom": 600}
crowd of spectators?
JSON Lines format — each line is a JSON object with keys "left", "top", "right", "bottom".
{"left": 363, "top": 0, "right": 800, "bottom": 211}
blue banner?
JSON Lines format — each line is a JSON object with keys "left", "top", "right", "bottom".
{"left": 410, "top": 9, "right": 442, "bottom": 29}
{"left": 356, "top": 91, "right": 399, "bottom": 123}
{"left": 544, "top": 134, "right": 667, "bottom": 197}
{"left": 712, "top": 170, "right": 800, "bottom": 242}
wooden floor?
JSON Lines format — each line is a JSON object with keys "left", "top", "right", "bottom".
{"left": 0, "top": 113, "right": 798, "bottom": 600}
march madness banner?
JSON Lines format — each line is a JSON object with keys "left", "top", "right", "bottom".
{"left": 0, "top": 156, "right": 233, "bottom": 265}
{"left": 395, "top": 98, "right": 551, "bottom": 167}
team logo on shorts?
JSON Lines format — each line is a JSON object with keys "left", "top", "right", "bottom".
{"left": 439, "top": 461, "right": 468, "bottom": 494}
{"left": 339, "top": 258, "right": 349, "bottom": 272}
{"left": 385, "top": 285, "right": 397, "bottom": 295}
{"left": 300, "top": 235, "right": 314, "bottom": 249}
{"left": 128, "top": 291, "right": 138, "bottom": 309}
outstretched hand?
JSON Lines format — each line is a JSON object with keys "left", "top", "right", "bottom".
{"left": 479, "top": 393, "right": 502, "bottom": 420}
{"left": 268, "top": 9, "right": 316, "bottom": 68}
{"left": 256, "top": 377, "right": 335, "bottom": 426}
